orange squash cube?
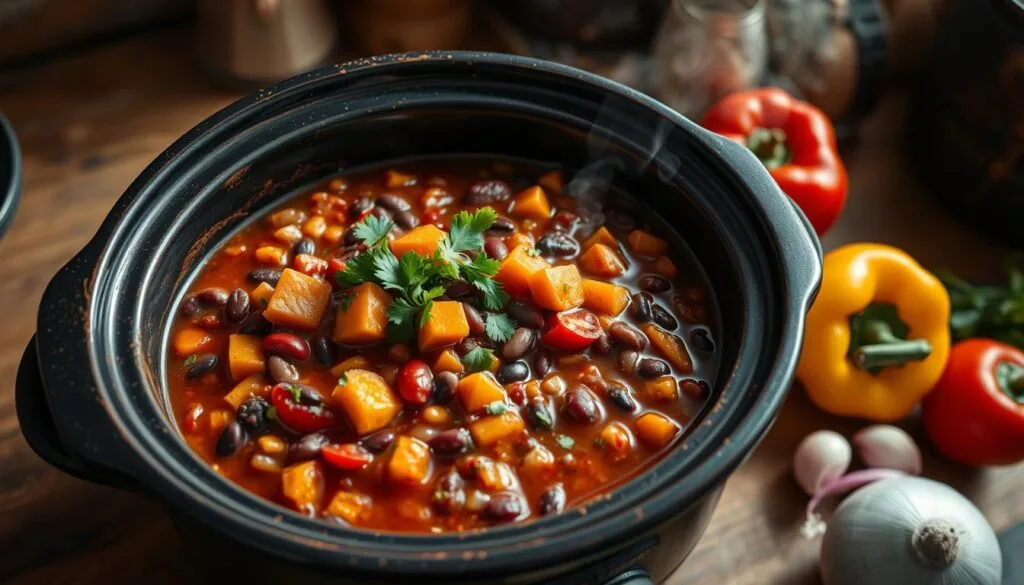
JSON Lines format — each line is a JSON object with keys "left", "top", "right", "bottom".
{"left": 433, "top": 349, "right": 465, "bottom": 374}
{"left": 390, "top": 225, "right": 446, "bottom": 257}
{"left": 388, "top": 436, "right": 432, "bottom": 486}
{"left": 334, "top": 282, "right": 391, "bottom": 345}
{"left": 173, "top": 327, "right": 215, "bottom": 357}
{"left": 470, "top": 411, "right": 525, "bottom": 448}
{"left": 537, "top": 169, "right": 563, "bottom": 194}
{"left": 418, "top": 300, "right": 470, "bottom": 351}
{"left": 332, "top": 369, "right": 402, "bottom": 435}
{"left": 651, "top": 256, "right": 679, "bottom": 278}
{"left": 579, "top": 243, "right": 626, "bottom": 277}
{"left": 263, "top": 268, "right": 332, "bottom": 330}
{"left": 457, "top": 372, "right": 507, "bottom": 412}
{"left": 494, "top": 245, "right": 548, "bottom": 297}
{"left": 325, "top": 491, "right": 373, "bottom": 524}
{"left": 582, "top": 280, "right": 631, "bottom": 316}
{"left": 223, "top": 374, "right": 271, "bottom": 410}
{"left": 250, "top": 282, "right": 275, "bottom": 308}
{"left": 635, "top": 412, "right": 681, "bottom": 448}
{"left": 529, "top": 264, "right": 585, "bottom": 311}
{"left": 642, "top": 323, "right": 693, "bottom": 372}
{"left": 281, "top": 460, "right": 324, "bottom": 513}
{"left": 228, "top": 334, "right": 265, "bottom": 381}
{"left": 644, "top": 376, "right": 680, "bottom": 401}
{"left": 511, "top": 186, "right": 552, "bottom": 220}
{"left": 583, "top": 226, "right": 618, "bottom": 250}
{"left": 626, "top": 230, "right": 669, "bottom": 257}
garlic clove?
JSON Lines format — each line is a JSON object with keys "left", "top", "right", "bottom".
{"left": 853, "top": 425, "right": 923, "bottom": 475}
{"left": 794, "top": 430, "right": 852, "bottom": 496}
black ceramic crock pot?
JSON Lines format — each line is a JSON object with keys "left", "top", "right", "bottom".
{"left": 16, "top": 52, "right": 821, "bottom": 585}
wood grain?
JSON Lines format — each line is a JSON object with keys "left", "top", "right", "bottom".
{"left": 0, "top": 29, "right": 1021, "bottom": 585}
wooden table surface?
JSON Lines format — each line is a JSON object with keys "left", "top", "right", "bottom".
{"left": 1, "top": 30, "right": 1022, "bottom": 585}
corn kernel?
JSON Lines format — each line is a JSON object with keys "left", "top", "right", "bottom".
{"left": 255, "top": 246, "right": 288, "bottom": 266}
{"left": 303, "top": 216, "right": 327, "bottom": 239}
{"left": 259, "top": 434, "right": 286, "bottom": 454}
{"left": 273, "top": 225, "right": 303, "bottom": 244}
{"left": 525, "top": 380, "right": 542, "bottom": 399}
{"left": 209, "top": 409, "right": 233, "bottom": 431}
{"left": 323, "top": 225, "right": 344, "bottom": 245}
{"left": 541, "top": 374, "right": 566, "bottom": 396}
{"left": 250, "top": 454, "right": 283, "bottom": 473}
{"left": 270, "top": 208, "right": 306, "bottom": 228}
{"left": 421, "top": 406, "right": 450, "bottom": 425}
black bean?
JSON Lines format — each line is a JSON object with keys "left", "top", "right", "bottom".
{"left": 652, "top": 305, "right": 679, "bottom": 330}
{"left": 225, "top": 288, "right": 250, "bottom": 323}
{"left": 690, "top": 328, "right": 715, "bottom": 352}
{"left": 196, "top": 287, "right": 229, "bottom": 306}
{"left": 455, "top": 338, "right": 480, "bottom": 357}
{"left": 606, "top": 208, "right": 638, "bottom": 232}
{"left": 502, "top": 327, "right": 537, "bottom": 360}
{"left": 609, "top": 322, "right": 648, "bottom": 350}
{"left": 638, "top": 357, "right": 670, "bottom": 379}
{"left": 593, "top": 333, "right": 613, "bottom": 354}
{"left": 432, "top": 470, "right": 466, "bottom": 514}
{"left": 290, "top": 432, "right": 329, "bottom": 461}
{"left": 565, "top": 385, "right": 600, "bottom": 424}
{"left": 393, "top": 210, "right": 419, "bottom": 230}
{"left": 215, "top": 421, "right": 248, "bottom": 457}
{"left": 267, "top": 355, "right": 300, "bottom": 383}
{"left": 361, "top": 430, "right": 397, "bottom": 454}
{"left": 445, "top": 280, "right": 475, "bottom": 299}
{"left": 185, "top": 354, "right": 218, "bottom": 380}
{"left": 350, "top": 196, "right": 374, "bottom": 216}
{"left": 607, "top": 384, "right": 637, "bottom": 412}
{"left": 536, "top": 232, "right": 580, "bottom": 257}
{"left": 538, "top": 484, "right": 566, "bottom": 516}
{"left": 638, "top": 274, "right": 672, "bottom": 293}
{"left": 462, "top": 303, "right": 487, "bottom": 337}
{"left": 483, "top": 492, "right": 525, "bottom": 522}
{"left": 376, "top": 193, "right": 412, "bottom": 212}
{"left": 370, "top": 206, "right": 392, "bottom": 221}
{"left": 246, "top": 268, "right": 282, "bottom": 286}
{"left": 533, "top": 349, "right": 552, "bottom": 378}
{"left": 524, "top": 398, "right": 554, "bottom": 431}
{"left": 311, "top": 336, "right": 333, "bottom": 365}
{"left": 342, "top": 226, "right": 361, "bottom": 247}
{"left": 292, "top": 237, "right": 316, "bottom": 257}
{"left": 506, "top": 301, "right": 545, "bottom": 329}
{"left": 180, "top": 295, "right": 202, "bottom": 317}
{"left": 618, "top": 350, "right": 639, "bottom": 375}
{"left": 629, "top": 292, "right": 653, "bottom": 322}
{"left": 486, "top": 216, "right": 516, "bottom": 236}
{"left": 237, "top": 397, "right": 271, "bottom": 433}
{"left": 497, "top": 360, "right": 529, "bottom": 384}
{"left": 484, "top": 237, "right": 508, "bottom": 260}
{"left": 239, "top": 314, "right": 273, "bottom": 336}
{"left": 429, "top": 428, "right": 473, "bottom": 457}
{"left": 432, "top": 371, "right": 459, "bottom": 405}
{"left": 465, "top": 179, "right": 512, "bottom": 205}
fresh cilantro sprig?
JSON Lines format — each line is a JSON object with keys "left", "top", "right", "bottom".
{"left": 352, "top": 215, "right": 394, "bottom": 248}
{"left": 485, "top": 313, "right": 516, "bottom": 343}
{"left": 462, "top": 347, "right": 495, "bottom": 373}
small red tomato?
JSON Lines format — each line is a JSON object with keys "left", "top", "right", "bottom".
{"left": 182, "top": 403, "right": 205, "bottom": 433}
{"left": 541, "top": 309, "right": 602, "bottom": 350}
{"left": 263, "top": 332, "right": 311, "bottom": 361}
{"left": 397, "top": 359, "right": 434, "bottom": 405}
{"left": 270, "top": 383, "right": 337, "bottom": 434}
{"left": 326, "top": 258, "right": 346, "bottom": 284}
{"left": 293, "top": 254, "right": 328, "bottom": 278}
{"left": 322, "top": 443, "right": 373, "bottom": 470}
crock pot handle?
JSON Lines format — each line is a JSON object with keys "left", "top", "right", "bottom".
{"left": 604, "top": 568, "right": 654, "bottom": 585}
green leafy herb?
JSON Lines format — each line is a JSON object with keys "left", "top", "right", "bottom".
{"left": 285, "top": 384, "right": 303, "bottom": 403}
{"left": 484, "top": 401, "right": 508, "bottom": 416}
{"left": 339, "top": 291, "right": 355, "bottom": 311}
{"left": 337, "top": 374, "right": 349, "bottom": 386}
{"left": 531, "top": 406, "right": 553, "bottom": 431}
{"left": 183, "top": 354, "right": 197, "bottom": 366}
{"left": 485, "top": 313, "right": 517, "bottom": 343}
{"left": 440, "top": 208, "right": 498, "bottom": 260}
{"left": 555, "top": 434, "right": 575, "bottom": 450}
{"left": 938, "top": 256, "right": 1024, "bottom": 351}
{"left": 353, "top": 215, "right": 395, "bottom": 247}
{"left": 594, "top": 437, "right": 607, "bottom": 449}
{"left": 462, "top": 347, "right": 496, "bottom": 373}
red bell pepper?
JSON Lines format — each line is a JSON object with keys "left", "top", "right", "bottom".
{"left": 921, "top": 338, "right": 1024, "bottom": 466}
{"left": 701, "top": 88, "right": 848, "bottom": 235}
{"left": 541, "top": 309, "right": 602, "bottom": 350}
{"left": 270, "top": 383, "right": 337, "bottom": 434}
{"left": 322, "top": 443, "right": 374, "bottom": 471}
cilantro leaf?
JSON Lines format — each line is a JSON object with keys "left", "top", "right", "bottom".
{"left": 555, "top": 434, "right": 575, "bottom": 450}
{"left": 459, "top": 253, "right": 500, "bottom": 281}
{"left": 372, "top": 249, "right": 403, "bottom": 293}
{"left": 485, "top": 313, "right": 516, "bottom": 342}
{"left": 484, "top": 401, "right": 508, "bottom": 415}
{"left": 462, "top": 347, "right": 495, "bottom": 373}
{"left": 445, "top": 208, "right": 497, "bottom": 256}
{"left": 337, "top": 374, "right": 349, "bottom": 386}
{"left": 474, "top": 277, "right": 510, "bottom": 311}
{"left": 336, "top": 246, "right": 384, "bottom": 287}
{"left": 418, "top": 286, "right": 445, "bottom": 328}
{"left": 183, "top": 354, "right": 197, "bottom": 366}
{"left": 388, "top": 297, "right": 420, "bottom": 327}
{"left": 353, "top": 215, "right": 394, "bottom": 247}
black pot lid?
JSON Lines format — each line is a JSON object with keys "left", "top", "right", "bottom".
{"left": 0, "top": 112, "right": 20, "bottom": 240}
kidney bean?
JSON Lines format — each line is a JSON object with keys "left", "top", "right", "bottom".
{"left": 237, "top": 396, "right": 271, "bottom": 433}
{"left": 361, "top": 430, "right": 397, "bottom": 454}
{"left": 497, "top": 360, "right": 529, "bottom": 384}
{"left": 445, "top": 280, "right": 475, "bottom": 299}
{"left": 196, "top": 287, "right": 229, "bottom": 306}
{"left": 225, "top": 288, "right": 250, "bottom": 323}
{"left": 292, "top": 237, "right": 316, "bottom": 257}
{"left": 432, "top": 470, "right": 466, "bottom": 514}
{"left": 263, "top": 333, "right": 310, "bottom": 361}
{"left": 609, "top": 322, "right": 648, "bottom": 350}
{"left": 215, "top": 421, "right": 248, "bottom": 457}
{"left": 533, "top": 349, "right": 552, "bottom": 378}
{"left": 185, "top": 354, "right": 218, "bottom": 379}
{"left": 673, "top": 295, "right": 706, "bottom": 323}
{"left": 393, "top": 210, "right": 419, "bottom": 230}
{"left": 465, "top": 179, "right": 512, "bottom": 205}
{"left": 502, "top": 327, "right": 537, "bottom": 360}
{"left": 638, "top": 274, "right": 672, "bottom": 293}
{"left": 376, "top": 193, "right": 412, "bottom": 212}
{"left": 429, "top": 428, "right": 473, "bottom": 457}
{"left": 681, "top": 378, "right": 711, "bottom": 401}
{"left": 239, "top": 315, "right": 273, "bottom": 336}
{"left": 535, "top": 232, "right": 579, "bottom": 257}
{"left": 462, "top": 303, "right": 487, "bottom": 337}
{"left": 397, "top": 360, "right": 434, "bottom": 405}
{"left": 483, "top": 493, "right": 525, "bottom": 522}
{"left": 637, "top": 358, "right": 670, "bottom": 379}
{"left": 180, "top": 295, "right": 202, "bottom": 317}
{"left": 484, "top": 237, "right": 508, "bottom": 260}
{"left": 506, "top": 301, "right": 545, "bottom": 329}
{"left": 486, "top": 216, "right": 516, "bottom": 236}
{"left": 618, "top": 350, "right": 639, "bottom": 375}
{"left": 311, "top": 335, "right": 334, "bottom": 365}
{"left": 538, "top": 483, "right": 566, "bottom": 516}
{"left": 289, "top": 432, "right": 329, "bottom": 461}
{"left": 524, "top": 397, "right": 554, "bottom": 431}
{"left": 246, "top": 268, "right": 282, "bottom": 286}
{"left": 432, "top": 371, "right": 459, "bottom": 405}
{"left": 593, "top": 333, "right": 612, "bottom": 354}
{"left": 342, "top": 226, "right": 361, "bottom": 247}
{"left": 506, "top": 382, "right": 528, "bottom": 407}
{"left": 651, "top": 305, "right": 679, "bottom": 330}
{"left": 628, "top": 292, "right": 653, "bottom": 322}
{"left": 196, "top": 314, "right": 223, "bottom": 330}
{"left": 267, "top": 355, "right": 300, "bottom": 383}
{"left": 690, "top": 328, "right": 714, "bottom": 352}
{"left": 370, "top": 206, "right": 393, "bottom": 222}
{"left": 607, "top": 384, "right": 637, "bottom": 412}
{"left": 350, "top": 196, "right": 374, "bottom": 216}
{"left": 565, "top": 385, "right": 600, "bottom": 424}
{"left": 455, "top": 337, "right": 480, "bottom": 357}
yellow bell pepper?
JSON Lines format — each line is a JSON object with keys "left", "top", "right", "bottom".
{"left": 797, "top": 243, "right": 951, "bottom": 421}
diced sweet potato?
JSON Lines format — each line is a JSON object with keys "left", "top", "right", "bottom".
{"left": 651, "top": 256, "right": 678, "bottom": 278}
{"left": 506, "top": 232, "right": 534, "bottom": 250}
{"left": 281, "top": 460, "right": 324, "bottom": 513}
{"left": 385, "top": 169, "right": 416, "bottom": 188}
{"left": 582, "top": 280, "right": 631, "bottom": 316}
{"left": 642, "top": 323, "right": 693, "bottom": 372}
{"left": 599, "top": 422, "right": 634, "bottom": 458}
{"left": 209, "top": 409, "right": 233, "bottom": 431}
{"left": 583, "top": 226, "right": 618, "bottom": 250}
{"left": 433, "top": 349, "right": 465, "bottom": 374}
{"left": 511, "top": 186, "right": 552, "bottom": 220}
{"left": 418, "top": 300, "right": 470, "bottom": 351}
{"left": 579, "top": 243, "right": 626, "bottom": 277}
{"left": 223, "top": 374, "right": 272, "bottom": 410}
{"left": 457, "top": 372, "right": 507, "bottom": 412}
{"left": 264, "top": 268, "right": 332, "bottom": 330}
{"left": 470, "top": 411, "right": 525, "bottom": 448}
{"left": 644, "top": 376, "right": 679, "bottom": 401}
{"left": 173, "top": 327, "right": 215, "bottom": 357}
{"left": 529, "top": 264, "right": 585, "bottom": 311}
{"left": 325, "top": 491, "right": 373, "bottom": 524}
{"left": 494, "top": 245, "right": 548, "bottom": 297}
{"left": 627, "top": 230, "right": 669, "bottom": 257}
{"left": 255, "top": 246, "right": 288, "bottom": 266}
{"left": 270, "top": 208, "right": 307, "bottom": 228}
{"left": 473, "top": 459, "right": 516, "bottom": 492}
{"left": 521, "top": 445, "right": 556, "bottom": 478}
{"left": 329, "top": 355, "right": 372, "bottom": 377}
{"left": 250, "top": 282, "right": 275, "bottom": 307}
{"left": 228, "top": 334, "right": 265, "bottom": 381}
{"left": 334, "top": 282, "right": 390, "bottom": 345}
{"left": 332, "top": 368, "right": 402, "bottom": 435}
{"left": 635, "top": 412, "right": 680, "bottom": 448}
{"left": 538, "top": 170, "right": 563, "bottom": 194}
{"left": 389, "top": 225, "right": 445, "bottom": 257}
{"left": 388, "top": 436, "right": 431, "bottom": 486}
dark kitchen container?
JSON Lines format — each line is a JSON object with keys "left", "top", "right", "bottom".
{"left": 16, "top": 53, "right": 820, "bottom": 584}
{"left": 492, "top": 0, "right": 670, "bottom": 49}
{"left": 0, "top": 112, "right": 21, "bottom": 239}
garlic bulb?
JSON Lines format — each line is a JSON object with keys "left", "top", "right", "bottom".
{"left": 794, "top": 430, "right": 852, "bottom": 495}
{"left": 853, "top": 425, "right": 922, "bottom": 474}
{"left": 820, "top": 476, "right": 1002, "bottom": 585}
